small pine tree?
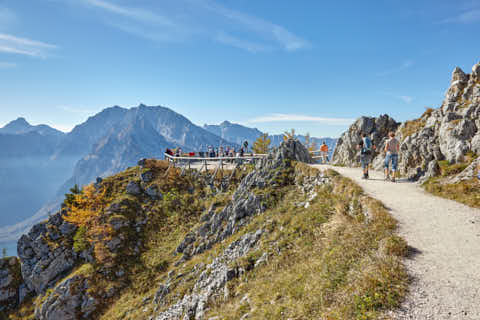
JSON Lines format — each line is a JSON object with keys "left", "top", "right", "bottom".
{"left": 64, "top": 184, "right": 82, "bottom": 207}
{"left": 1, "top": 248, "right": 6, "bottom": 258}
{"left": 253, "top": 133, "right": 271, "bottom": 154}
{"left": 283, "top": 128, "right": 296, "bottom": 141}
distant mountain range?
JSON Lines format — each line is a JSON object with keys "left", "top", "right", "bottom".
{"left": 203, "top": 120, "right": 337, "bottom": 151}
{"left": 0, "top": 104, "right": 336, "bottom": 252}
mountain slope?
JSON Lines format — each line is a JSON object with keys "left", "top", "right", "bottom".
{"left": 4, "top": 141, "right": 408, "bottom": 320}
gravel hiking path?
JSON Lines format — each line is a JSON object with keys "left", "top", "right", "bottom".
{"left": 311, "top": 165, "right": 480, "bottom": 320}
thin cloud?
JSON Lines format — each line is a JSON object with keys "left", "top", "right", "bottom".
{"left": 195, "top": 0, "right": 309, "bottom": 51}
{"left": 215, "top": 32, "right": 271, "bottom": 53}
{"left": 377, "top": 60, "right": 414, "bottom": 77}
{"left": 72, "top": 0, "right": 308, "bottom": 53}
{"left": 0, "top": 62, "right": 16, "bottom": 68}
{"left": 442, "top": 9, "right": 480, "bottom": 23}
{"left": 0, "top": 33, "right": 57, "bottom": 58}
{"left": 83, "top": 0, "right": 176, "bottom": 27}
{"left": 248, "top": 113, "right": 354, "bottom": 125}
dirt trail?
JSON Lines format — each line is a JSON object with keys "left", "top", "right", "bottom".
{"left": 311, "top": 165, "right": 480, "bottom": 320}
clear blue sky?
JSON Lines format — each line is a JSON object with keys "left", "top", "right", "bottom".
{"left": 1, "top": 0, "right": 480, "bottom": 137}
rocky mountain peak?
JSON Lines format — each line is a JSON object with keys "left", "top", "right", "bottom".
{"left": 452, "top": 66, "right": 469, "bottom": 83}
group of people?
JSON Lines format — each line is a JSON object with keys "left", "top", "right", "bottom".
{"left": 358, "top": 131, "right": 399, "bottom": 182}
{"left": 165, "top": 141, "right": 251, "bottom": 159}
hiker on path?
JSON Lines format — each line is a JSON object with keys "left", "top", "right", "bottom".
{"left": 320, "top": 141, "right": 329, "bottom": 164}
{"left": 357, "top": 133, "right": 374, "bottom": 179}
{"left": 384, "top": 131, "right": 400, "bottom": 182}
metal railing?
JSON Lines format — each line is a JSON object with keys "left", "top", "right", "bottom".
{"left": 164, "top": 153, "right": 267, "bottom": 172}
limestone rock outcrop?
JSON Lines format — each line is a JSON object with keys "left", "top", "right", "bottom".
{"left": 34, "top": 274, "right": 98, "bottom": 320}
{"left": 17, "top": 211, "right": 78, "bottom": 295}
{"left": 331, "top": 115, "right": 400, "bottom": 167}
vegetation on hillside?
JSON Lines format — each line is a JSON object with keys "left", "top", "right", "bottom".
{"left": 8, "top": 158, "right": 408, "bottom": 320}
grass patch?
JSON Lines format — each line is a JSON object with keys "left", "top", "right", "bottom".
{"left": 400, "top": 118, "right": 425, "bottom": 141}
{"left": 205, "top": 168, "right": 407, "bottom": 320}
{"left": 424, "top": 177, "right": 480, "bottom": 209}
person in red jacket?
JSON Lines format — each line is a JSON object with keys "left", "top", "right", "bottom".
{"left": 320, "top": 141, "right": 329, "bottom": 164}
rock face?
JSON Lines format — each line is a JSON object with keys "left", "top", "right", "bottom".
{"left": 176, "top": 139, "right": 312, "bottom": 259}
{"left": 397, "top": 62, "right": 480, "bottom": 180}
{"left": 157, "top": 230, "right": 264, "bottom": 320}
{"left": 331, "top": 115, "right": 400, "bottom": 167}
{"left": 333, "top": 62, "right": 480, "bottom": 181}
{"left": 0, "top": 257, "right": 24, "bottom": 311}
{"left": 35, "top": 275, "right": 97, "bottom": 320}
{"left": 17, "top": 211, "right": 78, "bottom": 295}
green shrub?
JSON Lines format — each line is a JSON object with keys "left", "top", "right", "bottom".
{"left": 73, "top": 226, "right": 88, "bottom": 253}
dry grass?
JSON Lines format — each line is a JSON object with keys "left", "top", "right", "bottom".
{"left": 205, "top": 166, "right": 408, "bottom": 320}
{"left": 424, "top": 178, "right": 480, "bottom": 209}
{"left": 424, "top": 153, "right": 480, "bottom": 208}
{"left": 400, "top": 119, "right": 425, "bottom": 141}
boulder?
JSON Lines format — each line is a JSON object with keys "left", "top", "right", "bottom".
{"left": 18, "top": 212, "right": 78, "bottom": 294}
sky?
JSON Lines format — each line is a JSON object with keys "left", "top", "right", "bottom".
{"left": 1, "top": 0, "right": 480, "bottom": 137}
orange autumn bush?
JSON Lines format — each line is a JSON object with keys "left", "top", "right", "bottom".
{"left": 64, "top": 184, "right": 114, "bottom": 264}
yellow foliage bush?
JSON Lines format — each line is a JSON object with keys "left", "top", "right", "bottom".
{"left": 64, "top": 184, "right": 114, "bottom": 264}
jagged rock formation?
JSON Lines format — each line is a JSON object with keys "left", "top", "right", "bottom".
{"left": 333, "top": 61, "right": 480, "bottom": 182}
{"left": 17, "top": 212, "right": 78, "bottom": 295}
{"left": 331, "top": 115, "right": 400, "bottom": 167}
{"left": 396, "top": 62, "right": 480, "bottom": 180}
{"left": 156, "top": 230, "right": 264, "bottom": 320}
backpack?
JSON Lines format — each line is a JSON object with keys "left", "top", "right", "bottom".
{"left": 361, "top": 137, "right": 372, "bottom": 155}
{"left": 363, "top": 137, "right": 372, "bottom": 150}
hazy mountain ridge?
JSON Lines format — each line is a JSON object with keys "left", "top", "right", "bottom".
{"left": 0, "top": 105, "right": 234, "bottom": 248}
{"left": 0, "top": 117, "right": 64, "bottom": 137}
